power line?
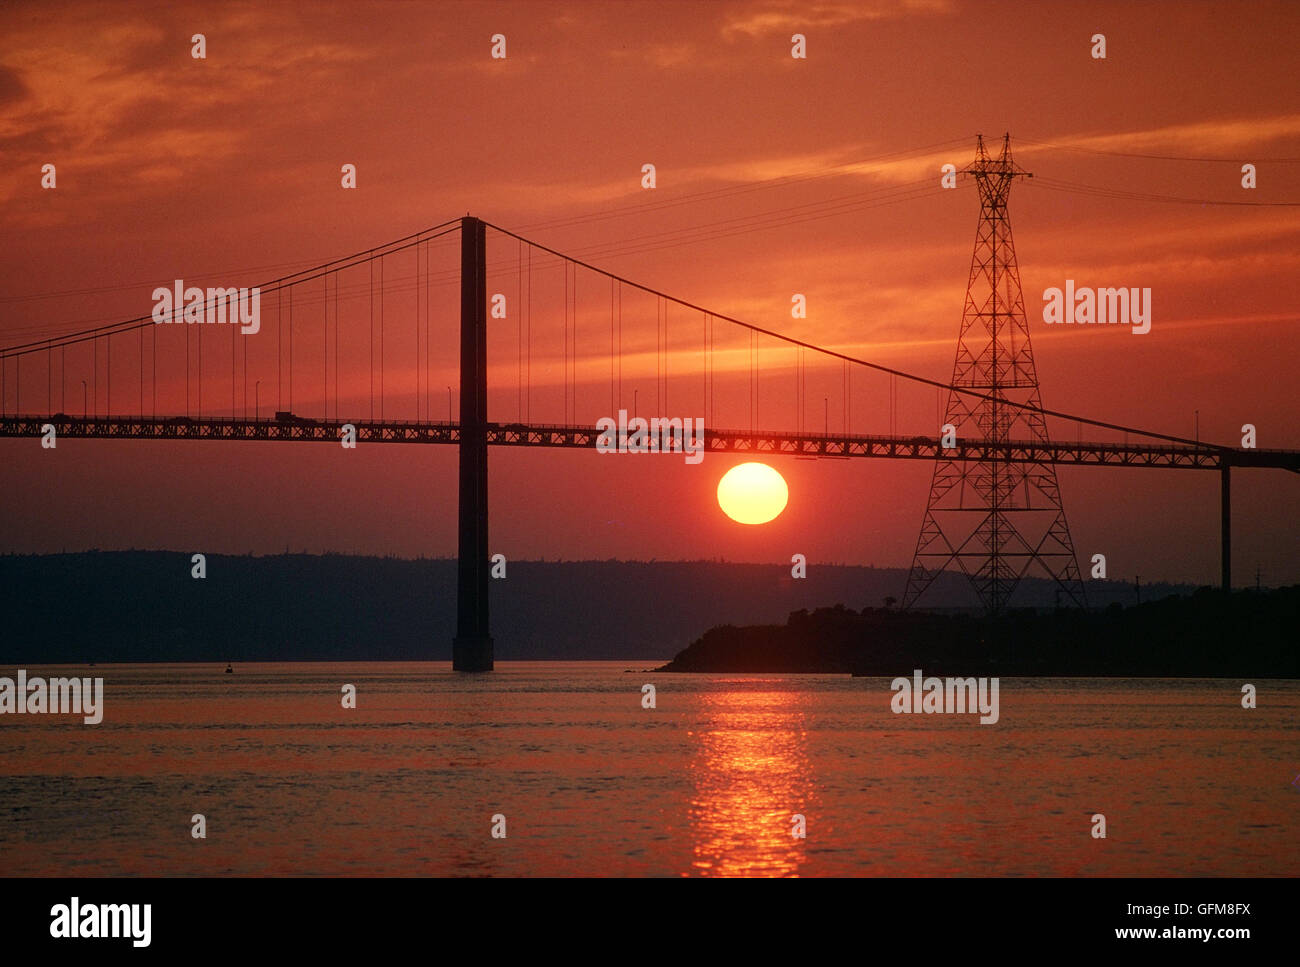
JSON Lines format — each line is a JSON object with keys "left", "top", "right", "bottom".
{"left": 512, "top": 137, "right": 971, "bottom": 233}
{"left": 1018, "top": 135, "right": 1300, "bottom": 164}
{"left": 0, "top": 141, "right": 966, "bottom": 312}
{"left": 1028, "top": 174, "right": 1300, "bottom": 207}
{"left": 0, "top": 224, "right": 462, "bottom": 358}
{"left": 0, "top": 220, "right": 463, "bottom": 355}
{"left": 2, "top": 180, "right": 955, "bottom": 349}
{"left": 486, "top": 219, "right": 1226, "bottom": 450}
{"left": 0, "top": 255, "right": 343, "bottom": 308}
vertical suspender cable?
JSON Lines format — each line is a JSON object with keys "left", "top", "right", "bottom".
{"left": 526, "top": 246, "right": 531, "bottom": 423}
{"left": 519, "top": 240, "right": 524, "bottom": 422}
{"left": 340, "top": 266, "right": 345, "bottom": 421}
{"left": 412, "top": 248, "right": 418, "bottom": 423}
{"left": 324, "top": 274, "right": 328, "bottom": 420}
{"left": 369, "top": 258, "right": 374, "bottom": 421}
{"left": 609, "top": 278, "right": 615, "bottom": 417}
{"left": 617, "top": 283, "right": 622, "bottom": 412}
{"left": 564, "top": 261, "right": 569, "bottom": 424}
{"left": 277, "top": 288, "right": 281, "bottom": 413}
{"left": 289, "top": 285, "right": 293, "bottom": 412}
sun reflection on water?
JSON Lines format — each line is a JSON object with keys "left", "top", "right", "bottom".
{"left": 685, "top": 686, "right": 815, "bottom": 877}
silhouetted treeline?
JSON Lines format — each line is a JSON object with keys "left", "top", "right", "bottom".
{"left": 0, "top": 551, "right": 1194, "bottom": 662}
{"left": 658, "top": 586, "right": 1300, "bottom": 677}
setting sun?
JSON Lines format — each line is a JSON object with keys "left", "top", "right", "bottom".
{"left": 717, "top": 462, "right": 789, "bottom": 525}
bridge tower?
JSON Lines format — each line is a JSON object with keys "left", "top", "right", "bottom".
{"left": 902, "top": 135, "right": 1086, "bottom": 613}
{"left": 453, "top": 216, "right": 494, "bottom": 670}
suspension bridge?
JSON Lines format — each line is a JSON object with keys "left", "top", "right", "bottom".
{"left": 3, "top": 136, "right": 1297, "bottom": 670}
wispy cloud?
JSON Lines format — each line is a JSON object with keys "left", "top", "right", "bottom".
{"left": 721, "top": 0, "right": 954, "bottom": 39}
{"left": 470, "top": 141, "right": 957, "bottom": 217}
{"left": 1024, "top": 114, "right": 1300, "bottom": 156}
{"left": 0, "top": 5, "right": 375, "bottom": 209}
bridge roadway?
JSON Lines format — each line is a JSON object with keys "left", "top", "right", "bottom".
{"left": 4, "top": 411, "right": 1294, "bottom": 626}
{"left": 2, "top": 413, "right": 1298, "bottom": 471}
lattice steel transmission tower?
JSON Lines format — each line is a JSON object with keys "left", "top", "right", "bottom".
{"left": 902, "top": 134, "right": 1086, "bottom": 613}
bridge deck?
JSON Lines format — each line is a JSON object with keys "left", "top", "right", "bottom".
{"left": 2, "top": 414, "right": 1297, "bottom": 471}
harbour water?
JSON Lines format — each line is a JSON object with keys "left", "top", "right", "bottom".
{"left": 0, "top": 662, "right": 1294, "bottom": 876}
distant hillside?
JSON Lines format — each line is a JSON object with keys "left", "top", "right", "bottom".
{"left": 657, "top": 586, "right": 1300, "bottom": 677}
{"left": 0, "top": 552, "right": 1193, "bottom": 662}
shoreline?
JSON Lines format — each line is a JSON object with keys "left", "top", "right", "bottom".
{"left": 655, "top": 586, "right": 1299, "bottom": 677}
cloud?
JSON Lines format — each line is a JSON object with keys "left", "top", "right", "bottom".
{"left": 721, "top": 0, "right": 954, "bottom": 39}
{"left": 0, "top": 64, "right": 29, "bottom": 108}
{"left": 0, "top": 4, "right": 381, "bottom": 217}
{"left": 469, "top": 141, "right": 959, "bottom": 221}
{"left": 1024, "top": 114, "right": 1300, "bottom": 156}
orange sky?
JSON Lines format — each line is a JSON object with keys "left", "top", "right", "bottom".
{"left": 1, "top": 0, "right": 1298, "bottom": 589}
